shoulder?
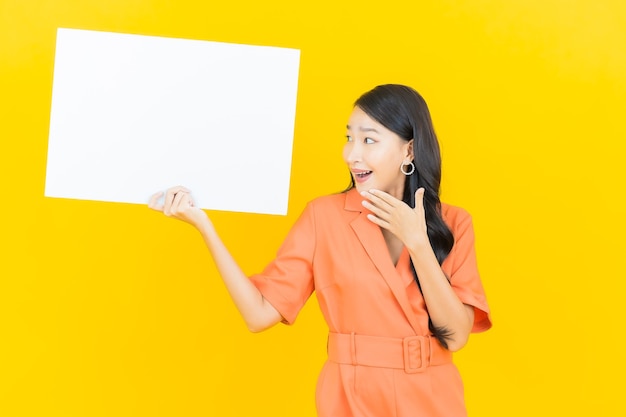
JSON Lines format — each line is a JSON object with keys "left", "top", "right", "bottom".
{"left": 310, "top": 191, "right": 346, "bottom": 205}
{"left": 441, "top": 202, "right": 473, "bottom": 232}
{"left": 307, "top": 191, "right": 348, "bottom": 211}
{"left": 297, "top": 191, "right": 353, "bottom": 229}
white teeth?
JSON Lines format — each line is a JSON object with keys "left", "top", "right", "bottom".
{"left": 357, "top": 171, "right": 372, "bottom": 177}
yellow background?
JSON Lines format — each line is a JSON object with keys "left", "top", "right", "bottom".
{"left": 2, "top": 0, "right": 625, "bottom": 415}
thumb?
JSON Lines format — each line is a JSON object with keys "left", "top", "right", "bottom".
{"left": 414, "top": 188, "right": 425, "bottom": 211}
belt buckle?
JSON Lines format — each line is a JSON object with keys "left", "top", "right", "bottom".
{"left": 403, "top": 335, "right": 428, "bottom": 374}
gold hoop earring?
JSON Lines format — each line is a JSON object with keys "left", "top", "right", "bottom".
{"left": 400, "top": 161, "right": 415, "bottom": 176}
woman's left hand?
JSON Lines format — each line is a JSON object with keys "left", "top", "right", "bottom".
{"left": 360, "top": 188, "right": 430, "bottom": 249}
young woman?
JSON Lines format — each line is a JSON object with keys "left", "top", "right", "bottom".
{"left": 149, "top": 84, "right": 491, "bottom": 416}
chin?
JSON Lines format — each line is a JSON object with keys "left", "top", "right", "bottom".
{"left": 353, "top": 182, "right": 370, "bottom": 193}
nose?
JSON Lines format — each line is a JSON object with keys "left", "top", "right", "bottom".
{"left": 343, "top": 141, "right": 361, "bottom": 164}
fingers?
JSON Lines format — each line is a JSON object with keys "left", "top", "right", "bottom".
{"left": 148, "top": 191, "right": 164, "bottom": 211}
{"left": 366, "top": 212, "right": 388, "bottom": 229}
{"left": 361, "top": 189, "right": 398, "bottom": 209}
{"left": 164, "top": 186, "right": 190, "bottom": 206}
{"left": 360, "top": 190, "right": 398, "bottom": 220}
{"left": 414, "top": 188, "right": 425, "bottom": 212}
{"left": 172, "top": 189, "right": 187, "bottom": 209}
{"left": 361, "top": 196, "right": 391, "bottom": 221}
{"left": 149, "top": 186, "right": 193, "bottom": 216}
{"left": 360, "top": 190, "right": 398, "bottom": 228}
{"left": 183, "top": 192, "right": 194, "bottom": 207}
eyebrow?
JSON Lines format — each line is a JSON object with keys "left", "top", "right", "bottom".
{"left": 346, "top": 125, "right": 380, "bottom": 133}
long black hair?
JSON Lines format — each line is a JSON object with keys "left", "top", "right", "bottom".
{"left": 350, "top": 84, "right": 456, "bottom": 348}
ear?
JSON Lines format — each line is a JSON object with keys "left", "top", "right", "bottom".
{"left": 405, "top": 139, "right": 415, "bottom": 161}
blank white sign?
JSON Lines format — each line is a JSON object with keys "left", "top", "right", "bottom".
{"left": 45, "top": 28, "right": 300, "bottom": 215}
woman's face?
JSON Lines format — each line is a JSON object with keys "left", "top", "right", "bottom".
{"left": 343, "top": 106, "right": 413, "bottom": 200}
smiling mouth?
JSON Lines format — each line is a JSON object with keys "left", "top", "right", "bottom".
{"left": 353, "top": 170, "right": 372, "bottom": 183}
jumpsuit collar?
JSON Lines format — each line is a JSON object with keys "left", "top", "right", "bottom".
{"left": 344, "top": 188, "right": 424, "bottom": 335}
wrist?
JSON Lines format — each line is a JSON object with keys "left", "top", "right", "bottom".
{"left": 195, "top": 214, "right": 215, "bottom": 237}
{"left": 406, "top": 233, "right": 431, "bottom": 253}
{"left": 407, "top": 238, "right": 437, "bottom": 262}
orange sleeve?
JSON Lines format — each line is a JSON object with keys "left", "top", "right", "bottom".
{"left": 248, "top": 203, "right": 316, "bottom": 325}
{"left": 443, "top": 207, "right": 492, "bottom": 333}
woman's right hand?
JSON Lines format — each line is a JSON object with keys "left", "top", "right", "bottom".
{"left": 148, "top": 186, "right": 210, "bottom": 230}
{"left": 149, "top": 186, "right": 282, "bottom": 331}
{"left": 149, "top": 185, "right": 282, "bottom": 331}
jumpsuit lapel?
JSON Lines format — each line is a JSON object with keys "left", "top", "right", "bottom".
{"left": 344, "top": 189, "right": 424, "bottom": 335}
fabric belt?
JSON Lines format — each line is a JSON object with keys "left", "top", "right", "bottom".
{"left": 327, "top": 332, "right": 452, "bottom": 374}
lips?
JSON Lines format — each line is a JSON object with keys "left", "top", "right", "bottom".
{"left": 351, "top": 169, "right": 372, "bottom": 183}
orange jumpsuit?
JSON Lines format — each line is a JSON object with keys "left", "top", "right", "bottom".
{"left": 250, "top": 188, "right": 491, "bottom": 417}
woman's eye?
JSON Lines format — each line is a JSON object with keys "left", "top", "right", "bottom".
{"left": 346, "top": 135, "right": 353, "bottom": 142}
{"left": 365, "top": 137, "right": 375, "bottom": 144}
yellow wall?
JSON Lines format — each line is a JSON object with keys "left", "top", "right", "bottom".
{"left": 2, "top": 0, "right": 625, "bottom": 415}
